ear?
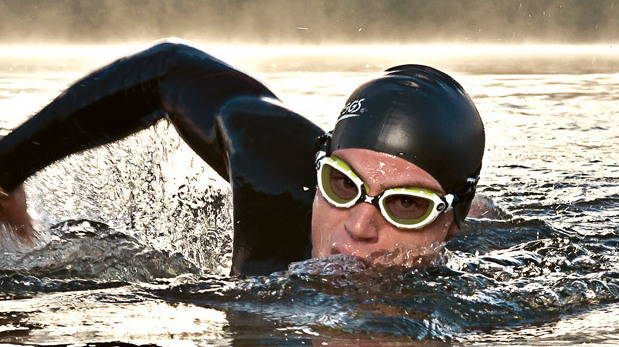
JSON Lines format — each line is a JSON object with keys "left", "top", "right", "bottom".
{"left": 444, "top": 219, "right": 460, "bottom": 241}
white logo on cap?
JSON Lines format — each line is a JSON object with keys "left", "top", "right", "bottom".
{"left": 338, "top": 98, "right": 365, "bottom": 122}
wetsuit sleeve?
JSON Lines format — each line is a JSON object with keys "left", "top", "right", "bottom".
{"left": 218, "top": 97, "right": 322, "bottom": 275}
{"left": 0, "top": 42, "right": 263, "bottom": 187}
{"left": 0, "top": 42, "right": 324, "bottom": 275}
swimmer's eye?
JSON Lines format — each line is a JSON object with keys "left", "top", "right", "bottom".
{"left": 329, "top": 169, "right": 359, "bottom": 200}
{"left": 383, "top": 194, "right": 430, "bottom": 220}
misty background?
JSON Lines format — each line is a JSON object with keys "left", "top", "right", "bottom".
{"left": 0, "top": 0, "right": 618, "bottom": 44}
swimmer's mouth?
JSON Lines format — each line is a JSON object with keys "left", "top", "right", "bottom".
{"left": 330, "top": 244, "right": 360, "bottom": 257}
{"left": 329, "top": 241, "right": 379, "bottom": 258}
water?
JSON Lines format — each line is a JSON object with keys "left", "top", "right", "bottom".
{"left": 0, "top": 44, "right": 618, "bottom": 345}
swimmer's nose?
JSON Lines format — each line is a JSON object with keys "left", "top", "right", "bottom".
{"left": 344, "top": 203, "right": 379, "bottom": 243}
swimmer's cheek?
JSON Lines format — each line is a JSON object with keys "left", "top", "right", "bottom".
{"left": 0, "top": 184, "right": 35, "bottom": 246}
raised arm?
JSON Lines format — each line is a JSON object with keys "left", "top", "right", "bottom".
{"left": 0, "top": 42, "right": 324, "bottom": 274}
{"left": 0, "top": 42, "right": 270, "bottom": 189}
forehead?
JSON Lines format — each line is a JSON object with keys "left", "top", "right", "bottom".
{"left": 332, "top": 148, "right": 444, "bottom": 193}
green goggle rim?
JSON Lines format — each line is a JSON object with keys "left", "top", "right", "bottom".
{"left": 319, "top": 156, "right": 367, "bottom": 204}
{"left": 379, "top": 188, "right": 436, "bottom": 225}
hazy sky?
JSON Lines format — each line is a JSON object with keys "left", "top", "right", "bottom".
{"left": 1, "top": 0, "right": 618, "bottom": 44}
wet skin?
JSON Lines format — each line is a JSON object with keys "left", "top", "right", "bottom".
{"left": 0, "top": 185, "right": 34, "bottom": 245}
{"left": 311, "top": 148, "right": 459, "bottom": 262}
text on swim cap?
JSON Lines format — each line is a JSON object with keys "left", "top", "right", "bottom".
{"left": 339, "top": 98, "right": 365, "bottom": 118}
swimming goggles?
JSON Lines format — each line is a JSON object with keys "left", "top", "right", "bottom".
{"left": 315, "top": 153, "right": 455, "bottom": 229}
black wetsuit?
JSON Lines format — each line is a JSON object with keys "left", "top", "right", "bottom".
{"left": 0, "top": 43, "right": 324, "bottom": 275}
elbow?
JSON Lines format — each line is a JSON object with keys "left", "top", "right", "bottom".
{"left": 145, "top": 39, "right": 208, "bottom": 62}
{"left": 142, "top": 39, "right": 230, "bottom": 77}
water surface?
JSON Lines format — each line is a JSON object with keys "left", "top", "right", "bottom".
{"left": 0, "top": 44, "right": 617, "bottom": 345}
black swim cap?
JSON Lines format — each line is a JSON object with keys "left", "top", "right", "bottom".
{"left": 327, "top": 64, "right": 485, "bottom": 226}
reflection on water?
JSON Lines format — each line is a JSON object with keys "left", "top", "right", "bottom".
{"left": 1, "top": 286, "right": 231, "bottom": 346}
{"left": 0, "top": 44, "right": 617, "bottom": 345}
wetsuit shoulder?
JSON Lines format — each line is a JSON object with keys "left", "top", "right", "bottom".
{"left": 217, "top": 96, "right": 323, "bottom": 275}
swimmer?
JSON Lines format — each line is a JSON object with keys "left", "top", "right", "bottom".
{"left": 0, "top": 42, "right": 485, "bottom": 275}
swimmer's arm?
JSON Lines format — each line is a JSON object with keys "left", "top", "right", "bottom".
{"left": 0, "top": 42, "right": 322, "bottom": 274}
{"left": 0, "top": 41, "right": 273, "bottom": 191}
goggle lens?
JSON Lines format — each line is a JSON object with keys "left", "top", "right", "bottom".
{"left": 381, "top": 194, "right": 434, "bottom": 225}
{"left": 320, "top": 163, "right": 360, "bottom": 204}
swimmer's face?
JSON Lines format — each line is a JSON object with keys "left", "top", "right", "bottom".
{"left": 311, "top": 148, "right": 458, "bottom": 265}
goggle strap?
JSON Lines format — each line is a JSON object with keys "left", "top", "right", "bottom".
{"left": 438, "top": 194, "right": 456, "bottom": 212}
{"left": 446, "top": 175, "right": 479, "bottom": 209}
{"left": 315, "top": 150, "right": 327, "bottom": 169}
{"left": 466, "top": 176, "right": 480, "bottom": 185}
{"left": 446, "top": 194, "right": 455, "bottom": 208}
{"left": 314, "top": 131, "right": 333, "bottom": 156}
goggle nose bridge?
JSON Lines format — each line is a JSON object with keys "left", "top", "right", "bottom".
{"left": 354, "top": 185, "right": 452, "bottom": 215}
{"left": 355, "top": 184, "right": 382, "bottom": 210}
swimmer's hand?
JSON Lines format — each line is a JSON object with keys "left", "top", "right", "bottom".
{"left": 0, "top": 184, "right": 35, "bottom": 246}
